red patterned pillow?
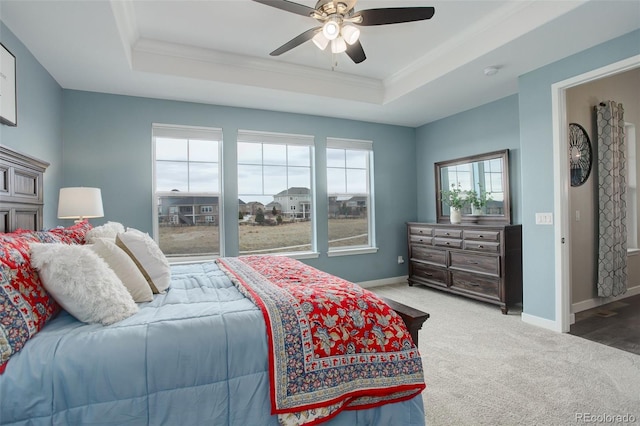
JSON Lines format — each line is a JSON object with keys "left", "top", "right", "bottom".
{"left": 0, "top": 233, "right": 61, "bottom": 373}
{"left": 0, "top": 222, "right": 92, "bottom": 374}
{"left": 47, "top": 220, "right": 93, "bottom": 244}
{"left": 14, "top": 221, "right": 93, "bottom": 245}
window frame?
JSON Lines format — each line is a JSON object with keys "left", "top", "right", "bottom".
{"left": 152, "top": 124, "right": 223, "bottom": 261}
{"left": 237, "top": 129, "right": 317, "bottom": 257}
{"left": 626, "top": 122, "right": 639, "bottom": 255}
{"left": 326, "top": 137, "right": 377, "bottom": 257}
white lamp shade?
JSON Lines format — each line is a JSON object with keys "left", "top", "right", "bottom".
{"left": 331, "top": 37, "right": 347, "bottom": 54}
{"left": 322, "top": 20, "right": 340, "bottom": 40}
{"left": 341, "top": 25, "right": 360, "bottom": 45}
{"left": 312, "top": 32, "right": 329, "bottom": 50}
{"left": 58, "top": 187, "right": 104, "bottom": 219}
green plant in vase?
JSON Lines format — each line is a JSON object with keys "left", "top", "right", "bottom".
{"left": 440, "top": 183, "right": 468, "bottom": 223}
{"left": 466, "top": 185, "right": 493, "bottom": 215}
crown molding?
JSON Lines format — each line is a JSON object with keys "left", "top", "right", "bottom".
{"left": 131, "top": 38, "right": 384, "bottom": 104}
{"left": 109, "top": 0, "right": 139, "bottom": 69}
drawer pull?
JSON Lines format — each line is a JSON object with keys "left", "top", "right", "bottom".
{"left": 445, "top": 232, "right": 450, "bottom": 236}
{"left": 478, "top": 245, "right": 484, "bottom": 249}
{"left": 478, "top": 235, "right": 484, "bottom": 238}
{"left": 445, "top": 242, "right": 450, "bottom": 245}
{"left": 419, "top": 230, "right": 423, "bottom": 234}
{"left": 468, "top": 261, "right": 479, "bottom": 264}
{"left": 467, "top": 282, "right": 480, "bottom": 286}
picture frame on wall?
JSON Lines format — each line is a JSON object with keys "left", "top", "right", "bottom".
{"left": 0, "top": 43, "right": 17, "bottom": 127}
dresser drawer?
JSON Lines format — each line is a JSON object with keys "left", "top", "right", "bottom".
{"left": 464, "top": 240, "right": 500, "bottom": 253}
{"left": 449, "top": 252, "right": 500, "bottom": 276}
{"left": 433, "top": 237, "right": 463, "bottom": 249}
{"left": 409, "top": 226, "right": 433, "bottom": 236}
{"left": 463, "top": 229, "right": 500, "bottom": 242}
{"left": 411, "top": 245, "right": 446, "bottom": 266}
{"left": 433, "top": 228, "right": 462, "bottom": 239}
{"left": 410, "top": 234, "right": 433, "bottom": 245}
{"left": 450, "top": 270, "right": 500, "bottom": 299}
{"left": 411, "top": 262, "right": 448, "bottom": 287}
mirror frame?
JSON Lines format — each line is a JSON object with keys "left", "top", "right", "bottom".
{"left": 435, "top": 149, "right": 511, "bottom": 225}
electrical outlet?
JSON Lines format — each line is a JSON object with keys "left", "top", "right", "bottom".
{"left": 397, "top": 255, "right": 404, "bottom": 264}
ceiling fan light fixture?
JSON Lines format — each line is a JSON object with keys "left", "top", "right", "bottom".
{"left": 322, "top": 18, "right": 341, "bottom": 40}
{"left": 312, "top": 32, "right": 329, "bottom": 50}
{"left": 341, "top": 24, "right": 360, "bottom": 45}
{"left": 330, "top": 37, "right": 347, "bottom": 54}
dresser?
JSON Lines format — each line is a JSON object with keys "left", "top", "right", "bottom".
{"left": 406, "top": 222, "right": 522, "bottom": 314}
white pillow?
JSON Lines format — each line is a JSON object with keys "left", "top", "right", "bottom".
{"left": 29, "top": 243, "right": 138, "bottom": 325}
{"left": 89, "top": 238, "right": 153, "bottom": 302}
{"left": 115, "top": 228, "right": 171, "bottom": 294}
{"left": 85, "top": 221, "right": 125, "bottom": 244}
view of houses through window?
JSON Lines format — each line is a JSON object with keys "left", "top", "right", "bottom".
{"left": 327, "top": 138, "right": 374, "bottom": 251}
{"left": 153, "top": 127, "right": 376, "bottom": 257}
{"left": 153, "top": 125, "right": 222, "bottom": 257}
{"left": 237, "top": 130, "right": 314, "bottom": 255}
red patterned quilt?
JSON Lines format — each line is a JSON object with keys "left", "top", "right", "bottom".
{"left": 216, "top": 256, "right": 425, "bottom": 425}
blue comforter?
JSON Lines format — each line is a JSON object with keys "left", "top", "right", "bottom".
{"left": 0, "top": 262, "right": 424, "bottom": 425}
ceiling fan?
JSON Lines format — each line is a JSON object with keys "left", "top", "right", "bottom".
{"left": 252, "top": 0, "right": 435, "bottom": 64}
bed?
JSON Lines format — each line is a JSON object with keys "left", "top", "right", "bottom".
{"left": 0, "top": 145, "right": 426, "bottom": 425}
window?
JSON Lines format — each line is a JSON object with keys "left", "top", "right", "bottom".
{"left": 626, "top": 123, "right": 638, "bottom": 252}
{"left": 237, "top": 130, "right": 314, "bottom": 255}
{"left": 327, "top": 138, "right": 375, "bottom": 252}
{"left": 153, "top": 124, "right": 222, "bottom": 258}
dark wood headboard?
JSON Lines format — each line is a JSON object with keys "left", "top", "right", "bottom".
{"left": 0, "top": 144, "right": 49, "bottom": 232}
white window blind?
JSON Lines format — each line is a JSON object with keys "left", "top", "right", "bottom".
{"left": 238, "top": 130, "right": 314, "bottom": 146}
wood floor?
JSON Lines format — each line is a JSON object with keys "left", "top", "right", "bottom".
{"left": 569, "top": 293, "right": 640, "bottom": 355}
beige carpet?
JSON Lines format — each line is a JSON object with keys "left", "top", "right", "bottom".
{"left": 372, "top": 284, "right": 640, "bottom": 426}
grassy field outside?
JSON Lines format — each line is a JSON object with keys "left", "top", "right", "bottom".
{"left": 158, "top": 218, "right": 368, "bottom": 256}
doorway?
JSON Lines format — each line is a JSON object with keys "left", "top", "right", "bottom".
{"left": 552, "top": 55, "right": 640, "bottom": 333}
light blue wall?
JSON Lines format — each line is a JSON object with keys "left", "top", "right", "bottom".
{"left": 415, "top": 95, "right": 521, "bottom": 224}
{"left": 62, "top": 90, "right": 417, "bottom": 283}
{"left": 518, "top": 29, "right": 640, "bottom": 321}
{"left": 0, "top": 22, "right": 63, "bottom": 226}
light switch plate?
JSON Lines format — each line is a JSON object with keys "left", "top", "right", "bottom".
{"left": 535, "top": 212, "right": 553, "bottom": 225}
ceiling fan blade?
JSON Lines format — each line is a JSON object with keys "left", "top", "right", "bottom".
{"left": 270, "top": 27, "right": 321, "bottom": 56}
{"left": 354, "top": 7, "right": 435, "bottom": 26}
{"left": 345, "top": 40, "right": 366, "bottom": 64}
{"left": 251, "top": 0, "right": 316, "bottom": 17}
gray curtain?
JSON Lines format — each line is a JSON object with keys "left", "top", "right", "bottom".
{"left": 596, "top": 101, "right": 627, "bottom": 297}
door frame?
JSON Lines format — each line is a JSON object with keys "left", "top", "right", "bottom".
{"left": 551, "top": 54, "right": 640, "bottom": 332}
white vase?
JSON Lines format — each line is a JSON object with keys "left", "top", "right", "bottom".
{"left": 450, "top": 208, "right": 462, "bottom": 224}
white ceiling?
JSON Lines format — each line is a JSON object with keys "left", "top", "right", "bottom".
{"left": 1, "top": 0, "right": 639, "bottom": 127}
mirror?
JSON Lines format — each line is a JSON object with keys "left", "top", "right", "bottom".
{"left": 435, "top": 149, "right": 511, "bottom": 224}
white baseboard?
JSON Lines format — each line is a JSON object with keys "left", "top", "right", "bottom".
{"left": 571, "top": 285, "right": 640, "bottom": 314}
{"left": 358, "top": 275, "right": 408, "bottom": 289}
{"left": 523, "top": 285, "right": 640, "bottom": 332}
{"left": 521, "top": 312, "right": 565, "bottom": 332}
